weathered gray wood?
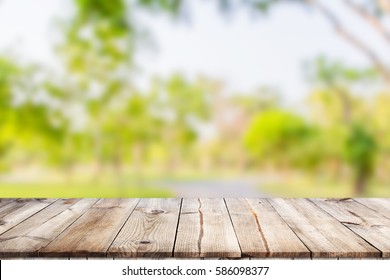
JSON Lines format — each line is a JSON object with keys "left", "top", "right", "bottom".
{"left": 268, "top": 198, "right": 380, "bottom": 258}
{"left": 225, "top": 198, "right": 310, "bottom": 258}
{"left": 312, "top": 198, "right": 390, "bottom": 257}
{"left": 0, "top": 199, "right": 14, "bottom": 209}
{"left": 0, "top": 198, "right": 98, "bottom": 258}
{"left": 108, "top": 198, "right": 181, "bottom": 258}
{"left": 0, "top": 199, "right": 56, "bottom": 235}
{"left": 39, "top": 198, "right": 139, "bottom": 258}
{"left": 355, "top": 198, "right": 390, "bottom": 219}
{"left": 0, "top": 198, "right": 388, "bottom": 259}
{"left": 174, "top": 198, "right": 241, "bottom": 258}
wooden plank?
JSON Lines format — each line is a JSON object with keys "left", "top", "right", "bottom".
{"left": 39, "top": 198, "right": 139, "bottom": 258}
{"left": 108, "top": 198, "right": 181, "bottom": 258}
{"left": 174, "top": 198, "right": 241, "bottom": 258}
{"left": 312, "top": 198, "right": 390, "bottom": 257}
{"left": 225, "top": 198, "right": 310, "bottom": 258}
{"left": 0, "top": 199, "right": 15, "bottom": 209}
{"left": 355, "top": 198, "right": 390, "bottom": 219}
{"left": 268, "top": 198, "right": 380, "bottom": 258}
{"left": 0, "top": 199, "right": 56, "bottom": 235}
{"left": 0, "top": 198, "right": 98, "bottom": 258}
{"left": 0, "top": 198, "right": 387, "bottom": 259}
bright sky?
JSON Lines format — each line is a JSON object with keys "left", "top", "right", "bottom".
{"left": 1, "top": 0, "right": 388, "bottom": 105}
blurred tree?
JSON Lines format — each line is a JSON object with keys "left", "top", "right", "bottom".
{"left": 99, "top": 91, "right": 163, "bottom": 183}
{"left": 0, "top": 58, "right": 19, "bottom": 171}
{"left": 0, "top": 57, "right": 66, "bottom": 172}
{"left": 371, "top": 92, "right": 390, "bottom": 183}
{"left": 244, "top": 109, "right": 318, "bottom": 170}
{"left": 344, "top": 124, "right": 377, "bottom": 195}
{"left": 307, "top": 57, "right": 379, "bottom": 194}
{"left": 156, "top": 74, "right": 212, "bottom": 171}
{"left": 211, "top": 87, "right": 280, "bottom": 170}
{"left": 307, "top": 56, "right": 377, "bottom": 125}
{"left": 53, "top": 0, "right": 137, "bottom": 179}
{"left": 230, "top": 87, "right": 280, "bottom": 116}
{"left": 303, "top": 0, "right": 390, "bottom": 83}
{"left": 63, "top": 0, "right": 135, "bottom": 73}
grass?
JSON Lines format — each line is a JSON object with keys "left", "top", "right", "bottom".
{"left": 2, "top": 168, "right": 390, "bottom": 198}
{"left": 0, "top": 183, "right": 173, "bottom": 198}
{"left": 259, "top": 175, "right": 390, "bottom": 197}
{"left": 0, "top": 168, "right": 242, "bottom": 198}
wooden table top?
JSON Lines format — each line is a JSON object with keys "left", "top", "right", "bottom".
{"left": 0, "top": 198, "right": 389, "bottom": 259}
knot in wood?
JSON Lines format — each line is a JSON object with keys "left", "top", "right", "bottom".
{"left": 150, "top": 209, "right": 165, "bottom": 214}
{"left": 63, "top": 200, "right": 75, "bottom": 205}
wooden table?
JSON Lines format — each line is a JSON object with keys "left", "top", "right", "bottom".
{"left": 0, "top": 198, "right": 389, "bottom": 259}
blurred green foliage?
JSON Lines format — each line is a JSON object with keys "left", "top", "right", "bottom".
{"left": 244, "top": 110, "right": 312, "bottom": 166}
{"left": 344, "top": 124, "right": 377, "bottom": 193}
{"left": 1, "top": 0, "right": 390, "bottom": 197}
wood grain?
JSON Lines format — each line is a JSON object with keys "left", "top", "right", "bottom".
{"left": 225, "top": 198, "right": 310, "bottom": 258}
{"left": 39, "top": 198, "right": 139, "bottom": 258}
{"left": 174, "top": 198, "right": 241, "bottom": 258}
{"left": 0, "top": 199, "right": 14, "bottom": 209}
{"left": 0, "top": 199, "right": 98, "bottom": 258}
{"left": 0, "top": 198, "right": 388, "bottom": 259}
{"left": 0, "top": 199, "right": 56, "bottom": 236}
{"left": 108, "top": 198, "right": 181, "bottom": 258}
{"left": 268, "top": 198, "right": 380, "bottom": 258}
{"left": 355, "top": 198, "right": 390, "bottom": 218}
{"left": 312, "top": 198, "right": 390, "bottom": 257}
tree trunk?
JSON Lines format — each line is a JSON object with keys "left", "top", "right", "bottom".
{"left": 308, "top": 0, "right": 390, "bottom": 84}
{"left": 344, "top": 0, "right": 390, "bottom": 46}
{"left": 336, "top": 88, "right": 351, "bottom": 125}
{"left": 132, "top": 142, "right": 144, "bottom": 187}
{"left": 113, "top": 152, "right": 124, "bottom": 188}
{"left": 354, "top": 171, "right": 367, "bottom": 196}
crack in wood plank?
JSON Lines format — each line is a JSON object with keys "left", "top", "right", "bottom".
{"left": 180, "top": 212, "right": 197, "bottom": 215}
{"left": 25, "top": 235, "right": 50, "bottom": 242}
{"left": 197, "top": 198, "right": 204, "bottom": 256}
{"left": 248, "top": 200, "right": 270, "bottom": 254}
{"left": 369, "top": 224, "right": 387, "bottom": 228}
{"left": 325, "top": 198, "right": 352, "bottom": 202}
{"left": 171, "top": 198, "right": 183, "bottom": 257}
{"left": 342, "top": 221, "right": 361, "bottom": 226}
{"left": 347, "top": 210, "right": 367, "bottom": 226}
{"left": 0, "top": 236, "right": 18, "bottom": 242}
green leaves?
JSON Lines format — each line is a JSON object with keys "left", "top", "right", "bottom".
{"left": 244, "top": 109, "right": 313, "bottom": 166}
{"left": 307, "top": 56, "right": 378, "bottom": 86}
{"left": 164, "top": 74, "right": 211, "bottom": 122}
{"left": 62, "top": 0, "right": 134, "bottom": 77}
{"left": 343, "top": 124, "right": 377, "bottom": 175}
{"left": 75, "top": 0, "right": 127, "bottom": 23}
{"left": 0, "top": 58, "right": 21, "bottom": 109}
{"left": 136, "top": 0, "right": 182, "bottom": 14}
{"left": 245, "top": 0, "right": 281, "bottom": 12}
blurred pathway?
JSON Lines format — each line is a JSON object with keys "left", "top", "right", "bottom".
{"left": 160, "top": 178, "right": 268, "bottom": 197}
